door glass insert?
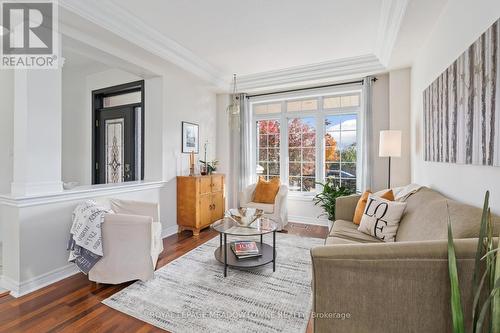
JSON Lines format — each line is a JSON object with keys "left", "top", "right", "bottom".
{"left": 105, "top": 118, "right": 125, "bottom": 183}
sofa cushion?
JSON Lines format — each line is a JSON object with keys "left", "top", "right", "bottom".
{"left": 396, "top": 187, "right": 500, "bottom": 242}
{"left": 242, "top": 202, "right": 274, "bottom": 214}
{"left": 325, "top": 236, "right": 364, "bottom": 245}
{"left": 328, "top": 220, "right": 382, "bottom": 244}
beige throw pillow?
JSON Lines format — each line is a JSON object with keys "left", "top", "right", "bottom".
{"left": 358, "top": 194, "right": 407, "bottom": 242}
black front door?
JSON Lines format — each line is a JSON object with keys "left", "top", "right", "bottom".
{"left": 96, "top": 105, "right": 137, "bottom": 184}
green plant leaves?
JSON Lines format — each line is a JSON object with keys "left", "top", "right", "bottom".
{"left": 448, "top": 219, "right": 465, "bottom": 333}
{"left": 313, "top": 177, "right": 352, "bottom": 221}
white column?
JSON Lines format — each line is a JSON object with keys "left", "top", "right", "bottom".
{"left": 10, "top": 64, "right": 63, "bottom": 196}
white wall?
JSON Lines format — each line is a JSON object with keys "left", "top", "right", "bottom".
{"left": 371, "top": 73, "right": 391, "bottom": 191}
{"left": 411, "top": 0, "right": 500, "bottom": 213}
{"left": 0, "top": 70, "right": 13, "bottom": 195}
{"left": 389, "top": 68, "right": 411, "bottom": 187}
{"left": 160, "top": 67, "right": 217, "bottom": 230}
{"left": 62, "top": 68, "right": 88, "bottom": 185}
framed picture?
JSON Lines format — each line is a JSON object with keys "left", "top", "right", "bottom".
{"left": 182, "top": 121, "right": 199, "bottom": 153}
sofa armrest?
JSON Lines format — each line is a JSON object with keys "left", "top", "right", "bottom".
{"left": 310, "top": 239, "right": 480, "bottom": 333}
{"left": 239, "top": 184, "right": 257, "bottom": 206}
{"left": 273, "top": 185, "right": 288, "bottom": 209}
{"left": 334, "top": 194, "right": 360, "bottom": 221}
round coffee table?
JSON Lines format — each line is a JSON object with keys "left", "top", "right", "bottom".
{"left": 211, "top": 217, "right": 278, "bottom": 277}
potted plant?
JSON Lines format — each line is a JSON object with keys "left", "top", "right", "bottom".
{"left": 199, "top": 159, "right": 218, "bottom": 175}
{"left": 313, "top": 177, "right": 352, "bottom": 221}
{"left": 447, "top": 191, "right": 499, "bottom": 333}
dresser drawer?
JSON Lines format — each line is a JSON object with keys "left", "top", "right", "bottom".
{"left": 211, "top": 175, "right": 224, "bottom": 192}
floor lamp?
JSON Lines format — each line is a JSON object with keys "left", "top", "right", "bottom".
{"left": 379, "top": 130, "right": 401, "bottom": 189}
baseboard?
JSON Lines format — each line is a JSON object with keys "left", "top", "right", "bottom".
{"left": 162, "top": 224, "right": 178, "bottom": 239}
{"left": 288, "top": 215, "right": 330, "bottom": 226}
{"left": 2, "top": 263, "right": 80, "bottom": 298}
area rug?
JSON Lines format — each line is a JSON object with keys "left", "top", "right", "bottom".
{"left": 102, "top": 233, "right": 324, "bottom": 333}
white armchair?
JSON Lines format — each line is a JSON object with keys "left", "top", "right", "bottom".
{"left": 88, "top": 199, "right": 163, "bottom": 284}
{"left": 239, "top": 184, "right": 288, "bottom": 230}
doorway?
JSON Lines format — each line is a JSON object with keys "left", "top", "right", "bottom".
{"left": 92, "top": 80, "right": 145, "bottom": 185}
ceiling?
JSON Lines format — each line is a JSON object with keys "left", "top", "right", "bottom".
{"left": 59, "top": 0, "right": 448, "bottom": 91}
{"left": 109, "top": 0, "right": 382, "bottom": 76}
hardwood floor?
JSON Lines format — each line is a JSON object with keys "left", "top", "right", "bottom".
{"left": 0, "top": 222, "right": 328, "bottom": 333}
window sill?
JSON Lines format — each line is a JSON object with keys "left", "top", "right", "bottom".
{"left": 287, "top": 193, "right": 316, "bottom": 202}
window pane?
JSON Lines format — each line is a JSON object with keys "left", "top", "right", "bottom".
{"left": 288, "top": 134, "right": 301, "bottom": 147}
{"left": 325, "top": 162, "right": 340, "bottom": 178}
{"left": 289, "top": 162, "right": 301, "bottom": 176}
{"left": 324, "top": 114, "right": 358, "bottom": 191}
{"left": 302, "top": 132, "right": 315, "bottom": 147}
{"left": 342, "top": 162, "right": 356, "bottom": 178}
{"left": 256, "top": 120, "right": 280, "bottom": 179}
{"left": 289, "top": 177, "right": 302, "bottom": 192}
{"left": 323, "top": 96, "right": 340, "bottom": 109}
{"left": 287, "top": 99, "right": 317, "bottom": 112}
{"left": 289, "top": 148, "right": 301, "bottom": 161}
{"left": 324, "top": 95, "right": 360, "bottom": 109}
{"left": 268, "top": 120, "right": 280, "bottom": 134}
{"left": 287, "top": 117, "right": 316, "bottom": 193}
{"left": 302, "top": 177, "right": 316, "bottom": 192}
{"left": 269, "top": 148, "right": 280, "bottom": 162}
{"left": 254, "top": 103, "right": 282, "bottom": 114}
{"left": 342, "top": 178, "right": 357, "bottom": 192}
{"left": 103, "top": 91, "right": 141, "bottom": 108}
{"left": 302, "top": 163, "right": 315, "bottom": 176}
{"left": 302, "top": 148, "right": 315, "bottom": 162}
{"left": 258, "top": 149, "right": 268, "bottom": 161}
{"left": 269, "top": 134, "right": 280, "bottom": 147}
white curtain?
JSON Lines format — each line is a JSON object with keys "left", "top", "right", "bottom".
{"left": 227, "top": 93, "right": 253, "bottom": 208}
{"left": 359, "top": 77, "right": 374, "bottom": 191}
{"left": 238, "top": 93, "right": 253, "bottom": 194}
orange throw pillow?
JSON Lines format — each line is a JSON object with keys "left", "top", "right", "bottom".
{"left": 380, "top": 189, "right": 395, "bottom": 201}
{"left": 253, "top": 177, "right": 280, "bottom": 204}
{"left": 352, "top": 189, "right": 395, "bottom": 224}
{"left": 353, "top": 191, "right": 371, "bottom": 225}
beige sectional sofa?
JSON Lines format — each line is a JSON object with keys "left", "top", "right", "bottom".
{"left": 311, "top": 187, "right": 499, "bottom": 333}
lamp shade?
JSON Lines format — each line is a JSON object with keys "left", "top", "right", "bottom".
{"left": 379, "top": 130, "right": 401, "bottom": 157}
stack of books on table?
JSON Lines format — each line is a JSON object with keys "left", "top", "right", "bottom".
{"left": 230, "top": 241, "right": 261, "bottom": 260}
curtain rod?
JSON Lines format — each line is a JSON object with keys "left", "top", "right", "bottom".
{"left": 245, "top": 78, "right": 373, "bottom": 99}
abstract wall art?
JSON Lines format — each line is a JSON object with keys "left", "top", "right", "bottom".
{"left": 423, "top": 18, "right": 500, "bottom": 166}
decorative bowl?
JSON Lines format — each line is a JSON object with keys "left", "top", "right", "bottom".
{"left": 227, "top": 208, "right": 264, "bottom": 227}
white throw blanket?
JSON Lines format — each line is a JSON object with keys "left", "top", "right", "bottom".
{"left": 393, "top": 183, "right": 423, "bottom": 202}
{"left": 68, "top": 200, "right": 113, "bottom": 273}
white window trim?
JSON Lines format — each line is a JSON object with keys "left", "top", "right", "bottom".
{"left": 251, "top": 87, "right": 362, "bottom": 198}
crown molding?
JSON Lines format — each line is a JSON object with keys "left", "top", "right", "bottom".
{"left": 59, "top": 0, "right": 227, "bottom": 88}
{"left": 375, "top": 0, "right": 409, "bottom": 67}
{"left": 237, "top": 54, "right": 384, "bottom": 91}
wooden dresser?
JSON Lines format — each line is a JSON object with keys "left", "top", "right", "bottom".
{"left": 177, "top": 174, "right": 225, "bottom": 237}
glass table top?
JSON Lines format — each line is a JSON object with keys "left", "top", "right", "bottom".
{"left": 211, "top": 217, "right": 278, "bottom": 236}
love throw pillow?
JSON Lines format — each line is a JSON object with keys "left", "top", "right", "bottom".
{"left": 358, "top": 194, "right": 407, "bottom": 242}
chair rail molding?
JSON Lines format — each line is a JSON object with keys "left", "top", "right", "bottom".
{"left": 59, "top": 0, "right": 227, "bottom": 88}
{"left": 0, "top": 181, "right": 166, "bottom": 208}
